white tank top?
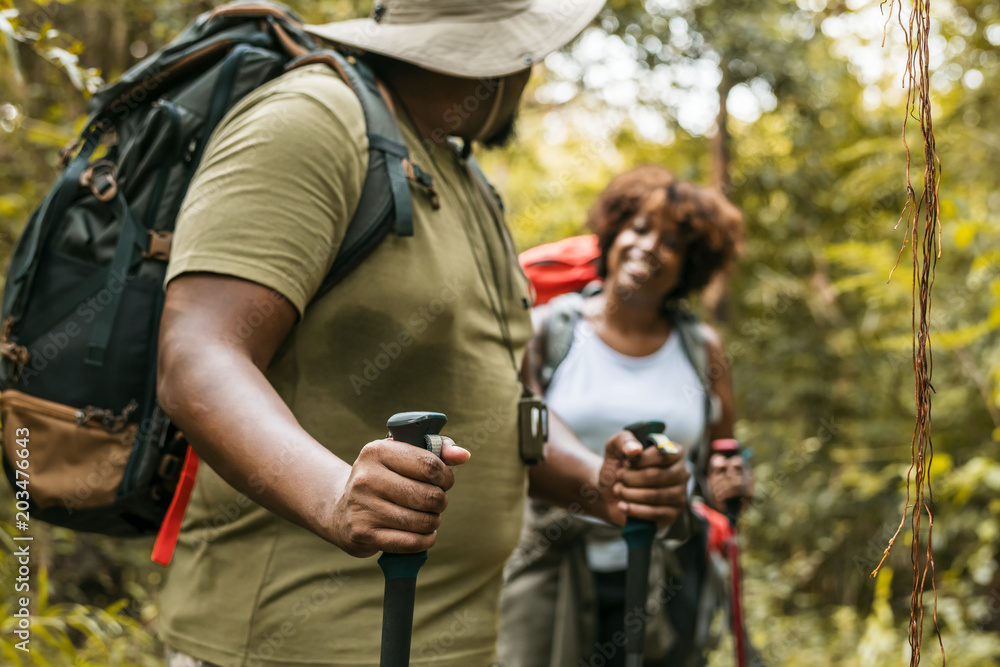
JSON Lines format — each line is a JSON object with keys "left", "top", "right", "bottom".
{"left": 546, "top": 317, "right": 706, "bottom": 571}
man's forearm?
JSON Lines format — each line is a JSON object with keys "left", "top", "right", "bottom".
{"left": 158, "top": 338, "right": 350, "bottom": 540}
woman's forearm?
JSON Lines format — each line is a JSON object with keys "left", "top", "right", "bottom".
{"left": 526, "top": 411, "right": 610, "bottom": 522}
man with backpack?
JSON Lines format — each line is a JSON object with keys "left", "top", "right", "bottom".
{"left": 152, "top": 2, "right": 691, "bottom": 666}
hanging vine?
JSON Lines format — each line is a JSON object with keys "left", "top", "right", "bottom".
{"left": 871, "top": 0, "right": 944, "bottom": 665}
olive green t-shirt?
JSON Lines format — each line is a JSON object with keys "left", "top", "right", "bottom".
{"left": 159, "top": 64, "right": 532, "bottom": 667}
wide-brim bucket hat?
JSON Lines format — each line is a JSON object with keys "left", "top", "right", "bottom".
{"left": 306, "top": 0, "right": 607, "bottom": 79}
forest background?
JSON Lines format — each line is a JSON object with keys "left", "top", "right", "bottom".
{"left": 0, "top": 0, "right": 998, "bottom": 665}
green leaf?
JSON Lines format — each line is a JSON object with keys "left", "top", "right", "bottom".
{"left": 36, "top": 565, "right": 48, "bottom": 613}
{"left": 935, "top": 320, "right": 993, "bottom": 349}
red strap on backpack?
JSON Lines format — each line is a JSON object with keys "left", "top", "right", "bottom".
{"left": 691, "top": 499, "right": 734, "bottom": 556}
{"left": 519, "top": 234, "right": 601, "bottom": 306}
{"left": 151, "top": 446, "right": 199, "bottom": 566}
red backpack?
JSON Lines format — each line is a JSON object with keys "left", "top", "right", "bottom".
{"left": 518, "top": 234, "right": 600, "bottom": 306}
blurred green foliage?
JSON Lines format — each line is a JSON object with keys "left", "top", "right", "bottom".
{"left": 1, "top": 0, "right": 999, "bottom": 664}
{"left": 0, "top": 526, "right": 160, "bottom": 666}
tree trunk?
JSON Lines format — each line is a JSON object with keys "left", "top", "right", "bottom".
{"left": 704, "top": 60, "right": 735, "bottom": 323}
{"left": 711, "top": 61, "right": 734, "bottom": 192}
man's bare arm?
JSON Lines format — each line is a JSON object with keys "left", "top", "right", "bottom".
{"left": 157, "top": 273, "right": 469, "bottom": 557}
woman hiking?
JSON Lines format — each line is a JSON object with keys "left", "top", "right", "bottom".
{"left": 499, "top": 165, "right": 750, "bottom": 667}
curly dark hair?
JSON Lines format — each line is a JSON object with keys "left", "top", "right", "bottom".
{"left": 586, "top": 165, "right": 745, "bottom": 301}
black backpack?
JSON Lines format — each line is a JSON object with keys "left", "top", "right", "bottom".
{"left": 0, "top": 1, "right": 439, "bottom": 541}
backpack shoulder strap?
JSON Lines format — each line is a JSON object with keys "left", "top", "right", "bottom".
{"left": 290, "top": 50, "right": 424, "bottom": 301}
{"left": 673, "top": 308, "right": 722, "bottom": 486}
{"left": 539, "top": 291, "right": 585, "bottom": 392}
{"left": 674, "top": 310, "right": 711, "bottom": 390}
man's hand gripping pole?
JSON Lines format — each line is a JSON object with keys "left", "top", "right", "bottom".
{"left": 379, "top": 411, "right": 448, "bottom": 667}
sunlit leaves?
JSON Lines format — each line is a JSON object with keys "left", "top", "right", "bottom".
{"left": 0, "top": 9, "right": 22, "bottom": 82}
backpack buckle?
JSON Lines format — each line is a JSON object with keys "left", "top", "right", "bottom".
{"left": 157, "top": 453, "right": 183, "bottom": 483}
{"left": 143, "top": 230, "right": 173, "bottom": 262}
{"left": 402, "top": 158, "right": 440, "bottom": 210}
{"left": 79, "top": 160, "right": 118, "bottom": 202}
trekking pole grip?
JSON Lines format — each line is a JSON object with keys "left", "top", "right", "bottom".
{"left": 378, "top": 411, "right": 447, "bottom": 667}
{"left": 623, "top": 420, "right": 673, "bottom": 547}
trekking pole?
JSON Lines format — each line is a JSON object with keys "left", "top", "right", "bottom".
{"left": 622, "top": 421, "right": 678, "bottom": 667}
{"left": 711, "top": 438, "right": 747, "bottom": 667}
{"left": 379, "top": 411, "right": 448, "bottom": 667}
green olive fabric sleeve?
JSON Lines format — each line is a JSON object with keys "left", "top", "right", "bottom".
{"left": 165, "top": 65, "right": 369, "bottom": 316}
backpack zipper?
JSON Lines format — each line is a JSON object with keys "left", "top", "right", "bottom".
{"left": 0, "top": 390, "right": 137, "bottom": 435}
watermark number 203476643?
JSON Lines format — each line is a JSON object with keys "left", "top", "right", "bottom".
{"left": 10, "top": 425, "right": 33, "bottom": 653}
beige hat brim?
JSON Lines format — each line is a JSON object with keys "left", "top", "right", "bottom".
{"left": 306, "top": 0, "right": 606, "bottom": 79}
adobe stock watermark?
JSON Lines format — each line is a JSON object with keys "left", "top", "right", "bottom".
{"left": 506, "top": 475, "right": 612, "bottom": 573}
{"left": 349, "top": 277, "right": 469, "bottom": 395}
{"left": 192, "top": 461, "right": 283, "bottom": 549}
{"left": 227, "top": 238, "right": 330, "bottom": 342}
{"left": 188, "top": 489, "right": 260, "bottom": 550}
{"left": 243, "top": 569, "right": 352, "bottom": 667}
{"left": 58, "top": 401, "right": 177, "bottom": 514}
{"left": 852, "top": 521, "right": 903, "bottom": 578}
{"left": 17, "top": 268, "right": 135, "bottom": 386}
{"left": 59, "top": 443, "right": 131, "bottom": 514}
{"left": 9, "top": 424, "right": 34, "bottom": 654}
{"left": 416, "top": 609, "right": 480, "bottom": 660}
{"left": 926, "top": 588, "right": 1000, "bottom": 666}
{"left": 182, "top": 94, "right": 312, "bottom": 220}
{"left": 435, "top": 78, "right": 502, "bottom": 143}
{"left": 579, "top": 576, "right": 685, "bottom": 667}
{"left": 742, "top": 415, "right": 836, "bottom": 520}
{"left": 463, "top": 405, "right": 511, "bottom": 453}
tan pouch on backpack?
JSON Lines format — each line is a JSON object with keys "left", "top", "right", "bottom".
{"left": 1, "top": 390, "right": 135, "bottom": 510}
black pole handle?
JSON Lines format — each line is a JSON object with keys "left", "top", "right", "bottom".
{"left": 378, "top": 411, "right": 447, "bottom": 667}
{"left": 621, "top": 420, "right": 673, "bottom": 664}
{"left": 386, "top": 411, "right": 448, "bottom": 452}
{"left": 622, "top": 420, "right": 675, "bottom": 548}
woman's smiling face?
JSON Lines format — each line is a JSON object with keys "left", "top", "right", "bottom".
{"left": 605, "top": 187, "right": 685, "bottom": 299}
